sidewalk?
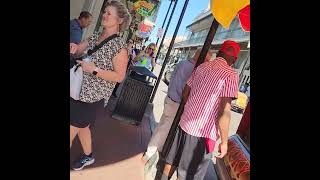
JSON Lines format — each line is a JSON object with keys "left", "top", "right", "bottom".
{"left": 70, "top": 97, "right": 152, "bottom": 179}
{"left": 70, "top": 65, "right": 162, "bottom": 180}
{"left": 70, "top": 64, "right": 240, "bottom": 179}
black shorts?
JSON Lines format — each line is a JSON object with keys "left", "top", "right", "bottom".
{"left": 70, "top": 98, "right": 103, "bottom": 128}
{"left": 165, "top": 126, "right": 212, "bottom": 180}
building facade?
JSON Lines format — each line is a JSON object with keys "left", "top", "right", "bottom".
{"left": 173, "top": 8, "right": 250, "bottom": 95}
{"left": 70, "top": 0, "right": 161, "bottom": 43}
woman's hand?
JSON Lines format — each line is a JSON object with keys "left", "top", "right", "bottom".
{"left": 76, "top": 60, "right": 96, "bottom": 73}
{"left": 70, "top": 43, "right": 78, "bottom": 54}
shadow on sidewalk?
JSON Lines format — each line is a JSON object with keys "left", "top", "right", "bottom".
{"left": 70, "top": 98, "right": 154, "bottom": 170}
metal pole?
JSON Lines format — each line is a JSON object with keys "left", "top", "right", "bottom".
{"left": 156, "top": 0, "right": 174, "bottom": 46}
{"left": 151, "top": 0, "right": 175, "bottom": 72}
{"left": 150, "top": 0, "right": 189, "bottom": 103}
{"left": 148, "top": 0, "right": 178, "bottom": 85}
{"left": 155, "top": 19, "right": 220, "bottom": 179}
{"left": 194, "top": 19, "right": 219, "bottom": 68}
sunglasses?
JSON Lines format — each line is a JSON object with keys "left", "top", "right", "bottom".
{"left": 148, "top": 47, "right": 155, "bottom": 51}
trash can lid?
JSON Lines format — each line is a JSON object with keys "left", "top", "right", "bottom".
{"left": 131, "top": 66, "right": 157, "bottom": 79}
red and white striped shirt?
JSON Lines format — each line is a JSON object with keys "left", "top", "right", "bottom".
{"left": 179, "top": 57, "right": 239, "bottom": 140}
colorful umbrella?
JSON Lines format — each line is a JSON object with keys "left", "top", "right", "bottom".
{"left": 210, "top": 0, "right": 250, "bottom": 30}
{"left": 238, "top": 5, "right": 250, "bottom": 32}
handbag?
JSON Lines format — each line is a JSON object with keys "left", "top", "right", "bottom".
{"left": 70, "top": 65, "right": 83, "bottom": 100}
{"left": 70, "top": 34, "right": 119, "bottom": 100}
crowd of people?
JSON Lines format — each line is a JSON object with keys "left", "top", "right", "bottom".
{"left": 70, "top": 1, "right": 241, "bottom": 179}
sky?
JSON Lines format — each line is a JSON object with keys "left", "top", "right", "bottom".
{"left": 148, "top": 0, "right": 210, "bottom": 44}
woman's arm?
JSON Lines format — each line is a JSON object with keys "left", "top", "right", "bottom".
{"left": 77, "top": 48, "right": 128, "bottom": 83}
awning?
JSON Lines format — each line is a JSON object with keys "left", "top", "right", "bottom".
{"left": 174, "top": 36, "right": 250, "bottom": 49}
{"left": 143, "top": 18, "right": 156, "bottom": 27}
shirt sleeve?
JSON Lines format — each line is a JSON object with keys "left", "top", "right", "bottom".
{"left": 220, "top": 73, "right": 239, "bottom": 99}
{"left": 120, "top": 39, "right": 127, "bottom": 50}
{"left": 70, "top": 23, "right": 82, "bottom": 44}
{"left": 108, "top": 37, "right": 127, "bottom": 61}
{"left": 170, "top": 62, "right": 182, "bottom": 81}
{"left": 87, "top": 32, "right": 99, "bottom": 49}
{"left": 186, "top": 70, "right": 195, "bottom": 87}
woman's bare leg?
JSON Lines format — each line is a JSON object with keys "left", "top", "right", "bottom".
{"left": 70, "top": 125, "right": 79, "bottom": 148}
{"left": 78, "top": 125, "right": 92, "bottom": 155}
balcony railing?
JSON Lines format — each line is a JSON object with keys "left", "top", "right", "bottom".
{"left": 174, "top": 27, "right": 250, "bottom": 48}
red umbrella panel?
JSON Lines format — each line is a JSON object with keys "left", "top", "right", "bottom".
{"left": 238, "top": 5, "right": 250, "bottom": 32}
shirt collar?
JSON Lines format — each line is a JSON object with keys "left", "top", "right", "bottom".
{"left": 214, "top": 57, "right": 235, "bottom": 70}
{"left": 215, "top": 57, "right": 228, "bottom": 65}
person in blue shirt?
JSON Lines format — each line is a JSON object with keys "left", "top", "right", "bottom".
{"left": 70, "top": 11, "right": 92, "bottom": 67}
{"left": 142, "top": 48, "right": 213, "bottom": 164}
{"left": 70, "top": 11, "right": 93, "bottom": 44}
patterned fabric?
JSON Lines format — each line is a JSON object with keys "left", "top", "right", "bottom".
{"left": 224, "top": 135, "right": 250, "bottom": 179}
{"left": 179, "top": 57, "right": 239, "bottom": 140}
{"left": 79, "top": 32, "right": 127, "bottom": 103}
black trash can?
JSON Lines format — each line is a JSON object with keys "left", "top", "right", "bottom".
{"left": 112, "top": 66, "right": 157, "bottom": 125}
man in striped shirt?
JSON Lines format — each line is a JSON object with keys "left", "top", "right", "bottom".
{"left": 142, "top": 49, "right": 213, "bottom": 165}
{"left": 161, "top": 40, "right": 240, "bottom": 180}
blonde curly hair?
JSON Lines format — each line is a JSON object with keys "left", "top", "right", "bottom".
{"left": 105, "top": 0, "right": 132, "bottom": 32}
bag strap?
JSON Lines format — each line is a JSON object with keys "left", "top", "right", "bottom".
{"left": 87, "top": 34, "right": 119, "bottom": 56}
{"left": 73, "top": 34, "right": 119, "bottom": 72}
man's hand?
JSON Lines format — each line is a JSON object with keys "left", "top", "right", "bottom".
{"left": 216, "top": 97, "right": 232, "bottom": 158}
{"left": 76, "top": 60, "right": 96, "bottom": 73}
{"left": 215, "top": 142, "right": 228, "bottom": 158}
{"left": 70, "top": 43, "right": 78, "bottom": 54}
